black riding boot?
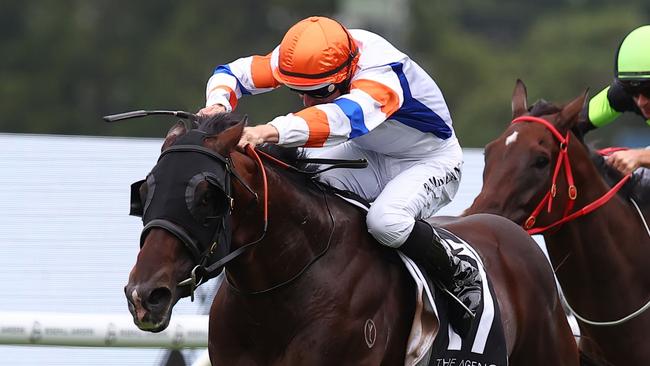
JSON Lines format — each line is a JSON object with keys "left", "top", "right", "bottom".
{"left": 399, "top": 220, "right": 482, "bottom": 337}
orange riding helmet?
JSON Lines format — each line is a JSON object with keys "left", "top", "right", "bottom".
{"left": 273, "top": 16, "right": 360, "bottom": 88}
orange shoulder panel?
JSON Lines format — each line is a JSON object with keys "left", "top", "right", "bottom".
{"left": 251, "top": 54, "right": 280, "bottom": 89}
{"left": 294, "top": 107, "right": 330, "bottom": 147}
{"left": 351, "top": 79, "right": 400, "bottom": 116}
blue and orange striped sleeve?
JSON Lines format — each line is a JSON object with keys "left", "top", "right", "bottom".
{"left": 267, "top": 64, "right": 404, "bottom": 147}
{"left": 206, "top": 50, "right": 281, "bottom": 111}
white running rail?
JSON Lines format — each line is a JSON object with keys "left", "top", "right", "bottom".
{"left": 0, "top": 311, "right": 208, "bottom": 349}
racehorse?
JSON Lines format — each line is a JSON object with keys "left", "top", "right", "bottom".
{"left": 122, "top": 112, "right": 579, "bottom": 365}
{"left": 466, "top": 80, "right": 650, "bottom": 365}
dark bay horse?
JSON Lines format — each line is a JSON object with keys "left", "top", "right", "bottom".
{"left": 123, "top": 113, "right": 579, "bottom": 365}
{"left": 466, "top": 80, "right": 650, "bottom": 365}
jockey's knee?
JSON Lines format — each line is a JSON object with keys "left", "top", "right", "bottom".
{"left": 366, "top": 208, "right": 414, "bottom": 248}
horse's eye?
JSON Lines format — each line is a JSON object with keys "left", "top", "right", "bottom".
{"left": 533, "top": 156, "right": 550, "bottom": 169}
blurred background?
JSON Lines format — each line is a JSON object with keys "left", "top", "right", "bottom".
{"left": 1, "top": 0, "right": 649, "bottom": 146}
{"left": 0, "top": 1, "right": 648, "bottom": 365}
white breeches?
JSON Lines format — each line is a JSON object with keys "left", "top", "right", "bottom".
{"left": 304, "top": 141, "right": 462, "bottom": 247}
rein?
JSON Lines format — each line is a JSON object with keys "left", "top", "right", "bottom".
{"left": 254, "top": 148, "right": 368, "bottom": 175}
{"left": 225, "top": 180, "right": 336, "bottom": 296}
{"left": 511, "top": 116, "right": 631, "bottom": 235}
{"left": 182, "top": 145, "right": 365, "bottom": 297}
{"left": 222, "top": 146, "right": 339, "bottom": 295}
{"left": 559, "top": 196, "right": 650, "bottom": 327}
{"left": 105, "top": 110, "right": 365, "bottom": 299}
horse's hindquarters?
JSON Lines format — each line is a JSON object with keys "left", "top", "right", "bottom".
{"left": 437, "top": 214, "right": 580, "bottom": 365}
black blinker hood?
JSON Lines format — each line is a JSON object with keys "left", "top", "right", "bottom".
{"left": 130, "top": 130, "right": 233, "bottom": 267}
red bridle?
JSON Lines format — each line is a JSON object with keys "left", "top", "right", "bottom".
{"left": 511, "top": 116, "right": 631, "bottom": 235}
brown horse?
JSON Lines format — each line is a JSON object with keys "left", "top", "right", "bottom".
{"left": 123, "top": 113, "right": 579, "bottom": 365}
{"left": 466, "top": 80, "right": 650, "bottom": 365}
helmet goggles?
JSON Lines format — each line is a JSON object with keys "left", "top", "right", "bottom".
{"left": 288, "top": 83, "right": 339, "bottom": 99}
{"left": 620, "top": 79, "right": 650, "bottom": 97}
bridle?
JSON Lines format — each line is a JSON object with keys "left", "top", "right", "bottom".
{"left": 162, "top": 143, "right": 266, "bottom": 301}
{"left": 178, "top": 144, "right": 368, "bottom": 298}
{"left": 511, "top": 116, "right": 632, "bottom": 235}
{"left": 103, "top": 109, "right": 367, "bottom": 299}
{"left": 512, "top": 115, "right": 650, "bottom": 327}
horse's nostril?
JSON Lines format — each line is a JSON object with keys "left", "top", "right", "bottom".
{"left": 146, "top": 287, "right": 172, "bottom": 310}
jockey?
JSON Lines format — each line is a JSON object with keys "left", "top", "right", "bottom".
{"left": 578, "top": 25, "right": 650, "bottom": 201}
{"left": 198, "top": 16, "right": 481, "bottom": 336}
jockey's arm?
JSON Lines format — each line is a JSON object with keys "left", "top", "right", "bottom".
{"left": 197, "top": 103, "right": 226, "bottom": 117}
{"left": 237, "top": 124, "right": 279, "bottom": 150}
{"left": 265, "top": 65, "right": 404, "bottom": 148}
{"left": 607, "top": 148, "right": 650, "bottom": 175}
{"left": 581, "top": 82, "right": 650, "bottom": 134}
{"left": 202, "top": 51, "right": 281, "bottom": 114}
{"left": 586, "top": 86, "right": 622, "bottom": 129}
{"left": 584, "top": 83, "right": 650, "bottom": 175}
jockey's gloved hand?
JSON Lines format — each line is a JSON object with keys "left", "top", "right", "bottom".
{"left": 197, "top": 103, "right": 227, "bottom": 118}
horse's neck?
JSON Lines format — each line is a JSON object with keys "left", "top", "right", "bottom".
{"left": 543, "top": 143, "right": 650, "bottom": 308}
{"left": 227, "top": 164, "right": 343, "bottom": 294}
{"left": 546, "top": 143, "right": 635, "bottom": 250}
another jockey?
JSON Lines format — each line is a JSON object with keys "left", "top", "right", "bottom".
{"left": 197, "top": 16, "right": 481, "bottom": 336}
{"left": 578, "top": 25, "right": 650, "bottom": 201}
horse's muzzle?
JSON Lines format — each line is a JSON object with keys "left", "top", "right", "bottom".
{"left": 124, "top": 284, "right": 173, "bottom": 332}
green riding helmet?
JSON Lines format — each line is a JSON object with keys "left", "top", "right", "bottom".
{"left": 615, "top": 25, "right": 650, "bottom": 82}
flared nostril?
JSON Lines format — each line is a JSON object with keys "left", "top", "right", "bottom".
{"left": 145, "top": 287, "right": 172, "bottom": 311}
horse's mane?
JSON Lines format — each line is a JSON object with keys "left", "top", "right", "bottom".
{"left": 528, "top": 100, "right": 634, "bottom": 198}
{"left": 528, "top": 99, "right": 561, "bottom": 116}
{"left": 197, "top": 113, "right": 242, "bottom": 135}
{"left": 196, "top": 113, "right": 319, "bottom": 187}
{"left": 585, "top": 146, "right": 640, "bottom": 202}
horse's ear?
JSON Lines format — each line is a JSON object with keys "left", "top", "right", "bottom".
{"left": 206, "top": 119, "right": 247, "bottom": 154}
{"left": 161, "top": 121, "right": 187, "bottom": 151}
{"left": 511, "top": 79, "right": 528, "bottom": 119}
{"left": 577, "top": 89, "right": 590, "bottom": 124}
{"left": 557, "top": 89, "right": 589, "bottom": 131}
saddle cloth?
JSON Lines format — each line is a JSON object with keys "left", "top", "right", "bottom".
{"left": 336, "top": 195, "right": 509, "bottom": 366}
